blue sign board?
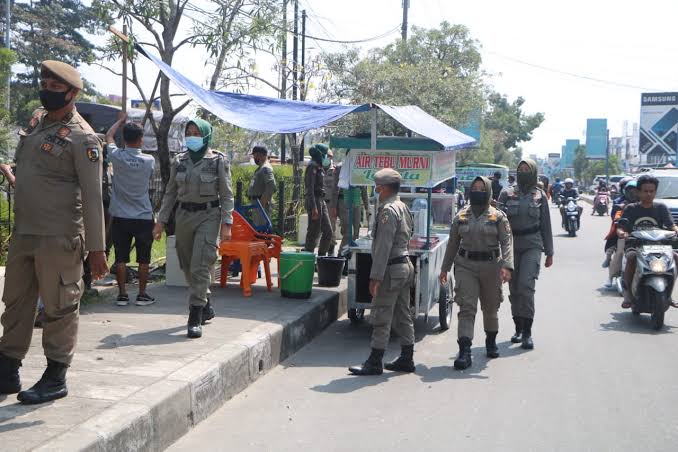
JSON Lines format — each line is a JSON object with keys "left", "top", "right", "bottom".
{"left": 586, "top": 118, "right": 607, "bottom": 159}
{"left": 561, "top": 139, "right": 580, "bottom": 168}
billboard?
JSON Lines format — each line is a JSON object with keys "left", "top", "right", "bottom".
{"left": 640, "top": 92, "right": 678, "bottom": 165}
{"left": 561, "top": 139, "right": 579, "bottom": 168}
{"left": 347, "top": 149, "right": 455, "bottom": 188}
{"left": 585, "top": 118, "right": 607, "bottom": 159}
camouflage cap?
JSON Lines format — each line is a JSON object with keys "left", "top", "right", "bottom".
{"left": 374, "top": 168, "right": 402, "bottom": 185}
{"left": 41, "top": 60, "right": 83, "bottom": 90}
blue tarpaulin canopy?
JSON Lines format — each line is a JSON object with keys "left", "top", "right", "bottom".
{"left": 137, "top": 45, "right": 477, "bottom": 150}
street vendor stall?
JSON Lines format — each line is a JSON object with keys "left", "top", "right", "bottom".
{"left": 330, "top": 107, "right": 476, "bottom": 330}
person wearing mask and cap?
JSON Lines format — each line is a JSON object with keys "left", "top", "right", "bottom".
{"left": 247, "top": 145, "right": 276, "bottom": 228}
{"left": 497, "top": 159, "right": 554, "bottom": 350}
{"left": 322, "top": 149, "right": 337, "bottom": 255}
{"left": 440, "top": 177, "right": 513, "bottom": 370}
{"left": 330, "top": 149, "right": 370, "bottom": 255}
{"left": 303, "top": 144, "right": 333, "bottom": 255}
{"left": 154, "top": 118, "right": 234, "bottom": 339}
{"left": 349, "top": 168, "right": 415, "bottom": 376}
{"left": 0, "top": 60, "right": 108, "bottom": 404}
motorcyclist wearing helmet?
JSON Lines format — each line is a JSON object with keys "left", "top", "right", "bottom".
{"left": 551, "top": 177, "right": 563, "bottom": 204}
{"left": 602, "top": 180, "right": 639, "bottom": 287}
{"left": 558, "top": 178, "right": 582, "bottom": 227}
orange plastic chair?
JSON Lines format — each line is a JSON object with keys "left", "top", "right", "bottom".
{"left": 229, "top": 211, "right": 283, "bottom": 287}
{"left": 219, "top": 240, "right": 272, "bottom": 297}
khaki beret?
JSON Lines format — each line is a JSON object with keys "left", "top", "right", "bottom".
{"left": 41, "top": 60, "right": 83, "bottom": 90}
{"left": 374, "top": 168, "right": 402, "bottom": 185}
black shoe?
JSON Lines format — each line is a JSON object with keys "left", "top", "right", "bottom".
{"left": 384, "top": 345, "right": 415, "bottom": 372}
{"left": 521, "top": 318, "right": 534, "bottom": 350}
{"left": 454, "top": 337, "right": 473, "bottom": 370}
{"left": 0, "top": 353, "right": 21, "bottom": 394}
{"left": 349, "top": 349, "right": 384, "bottom": 376}
{"left": 187, "top": 306, "right": 203, "bottom": 339}
{"left": 17, "top": 359, "right": 68, "bottom": 404}
{"left": 485, "top": 331, "right": 499, "bottom": 358}
{"left": 202, "top": 300, "right": 215, "bottom": 325}
{"left": 510, "top": 317, "right": 522, "bottom": 343}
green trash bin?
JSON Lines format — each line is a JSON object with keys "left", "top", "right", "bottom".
{"left": 280, "top": 251, "right": 316, "bottom": 299}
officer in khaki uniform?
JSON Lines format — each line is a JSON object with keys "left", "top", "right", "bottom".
{"left": 247, "top": 145, "right": 276, "bottom": 227}
{"left": 155, "top": 118, "right": 233, "bottom": 339}
{"left": 0, "top": 61, "right": 107, "bottom": 404}
{"left": 440, "top": 176, "right": 513, "bottom": 370}
{"left": 303, "top": 144, "right": 333, "bottom": 255}
{"left": 322, "top": 150, "right": 337, "bottom": 254}
{"left": 349, "top": 168, "right": 415, "bottom": 376}
{"left": 330, "top": 157, "right": 370, "bottom": 254}
{"left": 497, "top": 159, "right": 554, "bottom": 350}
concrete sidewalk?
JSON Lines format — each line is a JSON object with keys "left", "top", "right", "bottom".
{"left": 0, "top": 269, "right": 347, "bottom": 451}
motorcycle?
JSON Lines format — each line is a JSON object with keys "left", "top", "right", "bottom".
{"left": 561, "top": 197, "right": 580, "bottom": 237}
{"left": 619, "top": 224, "right": 677, "bottom": 330}
{"left": 594, "top": 192, "right": 609, "bottom": 216}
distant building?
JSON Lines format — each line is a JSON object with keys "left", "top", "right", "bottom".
{"left": 561, "top": 139, "right": 580, "bottom": 169}
{"left": 586, "top": 118, "right": 608, "bottom": 159}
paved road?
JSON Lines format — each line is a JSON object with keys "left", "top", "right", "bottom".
{"left": 169, "top": 207, "right": 678, "bottom": 452}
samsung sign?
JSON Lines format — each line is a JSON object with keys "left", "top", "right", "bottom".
{"left": 642, "top": 93, "right": 678, "bottom": 106}
{"left": 640, "top": 92, "right": 678, "bottom": 165}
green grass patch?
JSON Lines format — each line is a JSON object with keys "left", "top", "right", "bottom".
{"left": 107, "top": 234, "right": 167, "bottom": 269}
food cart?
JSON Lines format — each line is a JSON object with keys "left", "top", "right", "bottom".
{"left": 330, "top": 108, "right": 476, "bottom": 330}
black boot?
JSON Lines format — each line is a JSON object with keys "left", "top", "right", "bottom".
{"left": 0, "top": 353, "right": 21, "bottom": 394}
{"left": 348, "top": 349, "right": 384, "bottom": 376}
{"left": 384, "top": 344, "right": 415, "bottom": 372}
{"left": 521, "top": 318, "right": 534, "bottom": 350}
{"left": 17, "top": 359, "right": 68, "bottom": 404}
{"left": 454, "top": 337, "right": 473, "bottom": 370}
{"left": 187, "top": 306, "right": 203, "bottom": 339}
{"left": 510, "top": 317, "right": 523, "bottom": 343}
{"left": 485, "top": 331, "right": 499, "bottom": 358}
{"left": 202, "top": 300, "right": 215, "bottom": 325}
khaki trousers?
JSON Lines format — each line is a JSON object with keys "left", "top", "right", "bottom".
{"left": 0, "top": 234, "right": 84, "bottom": 364}
{"left": 304, "top": 198, "right": 333, "bottom": 255}
{"left": 175, "top": 207, "right": 220, "bottom": 307}
{"left": 369, "top": 261, "right": 415, "bottom": 350}
{"left": 509, "top": 247, "right": 542, "bottom": 319}
{"left": 454, "top": 258, "right": 503, "bottom": 339}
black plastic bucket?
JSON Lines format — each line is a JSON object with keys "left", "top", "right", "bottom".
{"left": 317, "top": 256, "right": 346, "bottom": 287}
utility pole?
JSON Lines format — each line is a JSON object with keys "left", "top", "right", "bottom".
{"left": 5, "top": 0, "right": 10, "bottom": 113}
{"left": 401, "top": 0, "right": 409, "bottom": 41}
{"left": 280, "top": 0, "right": 287, "bottom": 163}
{"left": 292, "top": 0, "right": 298, "bottom": 102}
{"left": 300, "top": 9, "right": 306, "bottom": 101}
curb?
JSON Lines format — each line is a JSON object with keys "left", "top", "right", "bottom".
{"left": 35, "top": 286, "right": 347, "bottom": 452}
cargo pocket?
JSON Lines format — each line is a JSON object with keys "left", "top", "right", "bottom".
{"left": 388, "top": 263, "right": 409, "bottom": 290}
{"left": 201, "top": 236, "right": 219, "bottom": 268}
{"left": 59, "top": 268, "right": 84, "bottom": 311}
{"left": 200, "top": 173, "right": 218, "bottom": 196}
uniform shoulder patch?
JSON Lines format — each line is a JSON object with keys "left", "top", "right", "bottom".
{"left": 56, "top": 126, "right": 71, "bottom": 139}
{"left": 86, "top": 147, "right": 100, "bottom": 162}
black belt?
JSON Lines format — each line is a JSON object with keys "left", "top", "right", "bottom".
{"left": 180, "top": 200, "right": 220, "bottom": 212}
{"left": 459, "top": 248, "right": 499, "bottom": 261}
{"left": 512, "top": 225, "right": 541, "bottom": 236}
{"left": 387, "top": 256, "right": 410, "bottom": 265}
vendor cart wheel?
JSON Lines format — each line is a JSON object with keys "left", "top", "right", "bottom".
{"left": 348, "top": 308, "right": 365, "bottom": 323}
{"left": 438, "top": 283, "right": 452, "bottom": 331}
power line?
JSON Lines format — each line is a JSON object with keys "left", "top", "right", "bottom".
{"left": 485, "top": 49, "right": 666, "bottom": 92}
{"left": 185, "top": 2, "right": 400, "bottom": 45}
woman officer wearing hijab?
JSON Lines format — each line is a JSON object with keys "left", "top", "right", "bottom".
{"left": 155, "top": 118, "right": 234, "bottom": 339}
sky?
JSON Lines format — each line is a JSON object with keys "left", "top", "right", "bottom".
{"left": 79, "top": 0, "right": 678, "bottom": 158}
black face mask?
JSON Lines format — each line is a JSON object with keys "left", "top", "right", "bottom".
{"left": 39, "top": 89, "right": 71, "bottom": 111}
{"left": 469, "top": 191, "right": 488, "bottom": 206}
{"left": 517, "top": 172, "right": 533, "bottom": 187}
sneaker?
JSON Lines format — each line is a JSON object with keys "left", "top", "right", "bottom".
{"left": 135, "top": 293, "right": 156, "bottom": 306}
{"left": 603, "top": 279, "right": 614, "bottom": 290}
{"left": 602, "top": 258, "right": 610, "bottom": 268}
{"left": 116, "top": 294, "right": 130, "bottom": 306}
